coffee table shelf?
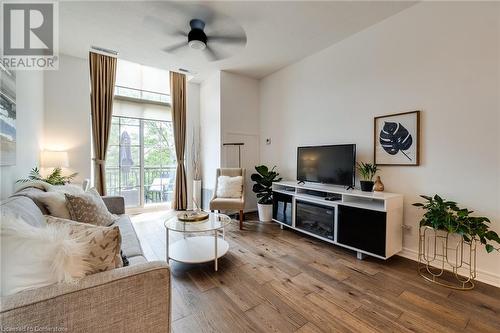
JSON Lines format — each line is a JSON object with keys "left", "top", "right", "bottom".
{"left": 168, "top": 236, "right": 229, "bottom": 264}
{"left": 164, "top": 212, "right": 231, "bottom": 271}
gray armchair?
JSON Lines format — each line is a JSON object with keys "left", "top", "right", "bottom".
{"left": 209, "top": 168, "right": 246, "bottom": 229}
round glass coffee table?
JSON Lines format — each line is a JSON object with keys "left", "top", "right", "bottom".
{"left": 164, "top": 212, "right": 231, "bottom": 271}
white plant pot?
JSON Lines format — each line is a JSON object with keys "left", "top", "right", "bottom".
{"left": 257, "top": 203, "right": 273, "bottom": 222}
{"left": 193, "top": 180, "right": 202, "bottom": 210}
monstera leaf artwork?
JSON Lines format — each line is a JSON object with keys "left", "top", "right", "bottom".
{"left": 379, "top": 122, "right": 413, "bottom": 160}
{"left": 374, "top": 111, "right": 420, "bottom": 166}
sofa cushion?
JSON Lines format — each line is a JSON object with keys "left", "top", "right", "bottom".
{"left": 114, "top": 215, "right": 144, "bottom": 258}
{"left": 0, "top": 196, "right": 46, "bottom": 228}
{"left": 11, "top": 188, "right": 50, "bottom": 215}
{"left": 65, "top": 188, "right": 118, "bottom": 226}
{"left": 216, "top": 176, "right": 243, "bottom": 198}
{"left": 29, "top": 192, "right": 72, "bottom": 219}
{"left": 47, "top": 217, "right": 123, "bottom": 274}
{"left": 1, "top": 212, "right": 88, "bottom": 296}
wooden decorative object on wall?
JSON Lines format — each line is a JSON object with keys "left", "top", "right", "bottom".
{"left": 374, "top": 110, "right": 420, "bottom": 166}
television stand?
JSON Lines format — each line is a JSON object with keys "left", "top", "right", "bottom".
{"left": 272, "top": 180, "right": 403, "bottom": 260}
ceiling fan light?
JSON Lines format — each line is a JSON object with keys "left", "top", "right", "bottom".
{"left": 188, "top": 40, "right": 206, "bottom": 50}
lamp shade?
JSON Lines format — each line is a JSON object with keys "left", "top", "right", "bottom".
{"left": 41, "top": 151, "right": 69, "bottom": 168}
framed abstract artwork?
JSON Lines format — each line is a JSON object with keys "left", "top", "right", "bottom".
{"left": 374, "top": 110, "right": 420, "bottom": 166}
{"left": 0, "top": 68, "right": 16, "bottom": 166}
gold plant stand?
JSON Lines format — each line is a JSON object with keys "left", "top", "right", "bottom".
{"left": 418, "top": 226, "right": 476, "bottom": 290}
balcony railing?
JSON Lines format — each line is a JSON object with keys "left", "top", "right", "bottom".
{"left": 105, "top": 165, "right": 176, "bottom": 206}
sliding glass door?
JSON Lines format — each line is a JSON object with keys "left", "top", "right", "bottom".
{"left": 106, "top": 116, "right": 176, "bottom": 208}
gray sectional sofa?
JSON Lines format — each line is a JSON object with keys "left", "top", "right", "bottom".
{"left": 0, "top": 188, "right": 171, "bottom": 332}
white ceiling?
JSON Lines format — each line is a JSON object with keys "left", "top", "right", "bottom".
{"left": 59, "top": 1, "right": 416, "bottom": 82}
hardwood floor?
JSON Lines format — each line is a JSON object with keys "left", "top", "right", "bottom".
{"left": 131, "top": 211, "right": 500, "bottom": 333}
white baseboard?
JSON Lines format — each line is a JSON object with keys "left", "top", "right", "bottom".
{"left": 397, "top": 247, "right": 500, "bottom": 288}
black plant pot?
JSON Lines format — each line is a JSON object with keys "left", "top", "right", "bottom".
{"left": 360, "top": 181, "right": 374, "bottom": 192}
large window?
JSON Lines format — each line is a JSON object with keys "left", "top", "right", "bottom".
{"left": 105, "top": 60, "right": 175, "bottom": 208}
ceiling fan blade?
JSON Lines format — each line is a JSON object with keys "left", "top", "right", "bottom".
{"left": 143, "top": 15, "right": 187, "bottom": 38}
{"left": 208, "top": 34, "right": 247, "bottom": 45}
{"left": 163, "top": 41, "right": 187, "bottom": 53}
{"left": 204, "top": 46, "right": 224, "bottom": 62}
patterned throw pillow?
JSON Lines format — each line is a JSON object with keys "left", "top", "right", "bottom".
{"left": 65, "top": 188, "right": 117, "bottom": 226}
{"left": 47, "top": 217, "right": 123, "bottom": 274}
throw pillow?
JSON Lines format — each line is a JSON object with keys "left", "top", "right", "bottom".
{"left": 47, "top": 217, "right": 123, "bottom": 274}
{"left": 1, "top": 213, "right": 88, "bottom": 296}
{"left": 217, "top": 176, "right": 243, "bottom": 198}
{"left": 65, "top": 188, "right": 117, "bottom": 226}
{"left": 26, "top": 191, "right": 72, "bottom": 219}
{"left": 49, "top": 184, "right": 85, "bottom": 195}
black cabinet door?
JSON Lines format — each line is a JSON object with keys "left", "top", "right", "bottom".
{"left": 337, "top": 205, "right": 386, "bottom": 257}
{"left": 272, "top": 192, "right": 293, "bottom": 225}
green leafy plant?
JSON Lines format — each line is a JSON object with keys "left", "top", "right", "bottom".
{"left": 413, "top": 195, "right": 500, "bottom": 253}
{"left": 16, "top": 167, "right": 78, "bottom": 186}
{"left": 356, "top": 162, "right": 379, "bottom": 181}
{"left": 251, "top": 165, "right": 282, "bottom": 205}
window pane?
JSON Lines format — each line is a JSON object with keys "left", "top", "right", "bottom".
{"left": 107, "top": 146, "right": 119, "bottom": 167}
{"left": 121, "top": 166, "right": 140, "bottom": 188}
{"left": 119, "top": 124, "right": 140, "bottom": 146}
{"left": 109, "top": 122, "right": 120, "bottom": 146}
{"left": 121, "top": 186, "right": 141, "bottom": 208}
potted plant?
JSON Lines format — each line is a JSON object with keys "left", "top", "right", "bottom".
{"left": 413, "top": 195, "right": 500, "bottom": 289}
{"left": 356, "top": 162, "right": 379, "bottom": 192}
{"left": 251, "top": 165, "right": 282, "bottom": 222}
{"left": 413, "top": 195, "right": 500, "bottom": 253}
{"left": 17, "top": 167, "right": 78, "bottom": 185}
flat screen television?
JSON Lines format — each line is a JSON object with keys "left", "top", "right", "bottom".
{"left": 297, "top": 144, "right": 356, "bottom": 186}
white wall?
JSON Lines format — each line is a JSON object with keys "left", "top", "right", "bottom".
{"left": 259, "top": 2, "right": 500, "bottom": 285}
{"left": 200, "top": 72, "right": 221, "bottom": 208}
{"left": 44, "top": 54, "right": 91, "bottom": 183}
{"left": 0, "top": 71, "right": 45, "bottom": 199}
{"left": 220, "top": 71, "right": 260, "bottom": 211}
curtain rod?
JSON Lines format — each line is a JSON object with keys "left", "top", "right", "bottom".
{"left": 223, "top": 143, "right": 245, "bottom": 146}
{"left": 90, "top": 46, "right": 119, "bottom": 57}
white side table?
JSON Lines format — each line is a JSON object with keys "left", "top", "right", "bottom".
{"left": 164, "top": 212, "right": 231, "bottom": 271}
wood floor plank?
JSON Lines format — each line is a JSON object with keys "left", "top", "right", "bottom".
{"left": 186, "top": 268, "right": 216, "bottom": 292}
{"left": 205, "top": 264, "right": 267, "bottom": 312}
{"left": 305, "top": 292, "right": 379, "bottom": 333}
{"left": 172, "top": 315, "right": 206, "bottom": 333}
{"left": 399, "top": 290, "right": 469, "bottom": 329}
{"left": 352, "top": 306, "right": 413, "bottom": 333}
{"left": 245, "top": 301, "right": 302, "bottom": 332}
{"left": 398, "top": 311, "right": 458, "bottom": 333}
{"left": 256, "top": 283, "right": 309, "bottom": 329}
{"left": 266, "top": 279, "right": 353, "bottom": 333}
{"left": 290, "top": 273, "right": 363, "bottom": 313}
{"left": 294, "top": 322, "right": 323, "bottom": 333}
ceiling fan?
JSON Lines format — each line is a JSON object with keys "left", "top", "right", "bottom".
{"left": 146, "top": 16, "right": 247, "bottom": 62}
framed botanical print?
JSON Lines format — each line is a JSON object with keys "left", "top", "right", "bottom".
{"left": 374, "top": 110, "right": 420, "bottom": 166}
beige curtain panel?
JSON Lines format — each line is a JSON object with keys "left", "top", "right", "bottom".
{"left": 89, "top": 52, "right": 117, "bottom": 195}
{"left": 170, "top": 72, "right": 188, "bottom": 210}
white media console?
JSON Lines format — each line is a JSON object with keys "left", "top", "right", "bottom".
{"left": 272, "top": 180, "right": 404, "bottom": 260}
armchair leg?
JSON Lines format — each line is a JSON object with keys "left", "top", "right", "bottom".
{"left": 239, "top": 210, "right": 244, "bottom": 230}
